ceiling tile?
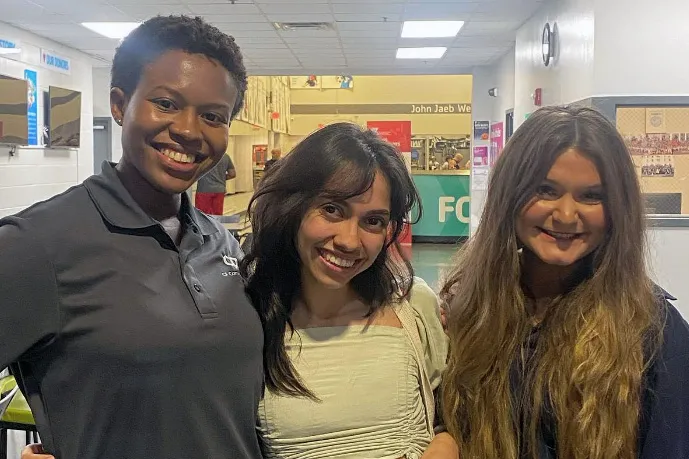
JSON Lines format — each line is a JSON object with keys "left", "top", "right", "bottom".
{"left": 331, "top": 3, "right": 405, "bottom": 15}
{"left": 334, "top": 13, "right": 402, "bottom": 22}
{"left": 335, "top": 21, "right": 401, "bottom": 32}
{"left": 205, "top": 14, "right": 267, "bottom": 23}
{"left": 259, "top": 3, "right": 331, "bottom": 14}
{"left": 266, "top": 14, "right": 334, "bottom": 23}
{"left": 218, "top": 23, "right": 277, "bottom": 33}
{"left": 403, "top": 2, "right": 477, "bottom": 20}
{"left": 115, "top": 4, "right": 193, "bottom": 20}
{"left": 186, "top": 3, "right": 262, "bottom": 15}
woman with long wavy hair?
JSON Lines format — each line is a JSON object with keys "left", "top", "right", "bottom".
{"left": 440, "top": 106, "right": 689, "bottom": 459}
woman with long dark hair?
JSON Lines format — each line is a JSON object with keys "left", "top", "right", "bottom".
{"left": 244, "top": 122, "right": 455, "bottom": 458}
{"left": 440, "top": 106, "right": 689, "bottom": 459}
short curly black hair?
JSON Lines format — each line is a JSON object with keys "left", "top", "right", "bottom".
{"left": 111, "top": 15, "right": 247, "bottom": 120}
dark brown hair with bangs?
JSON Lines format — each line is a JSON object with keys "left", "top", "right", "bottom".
{"left": 240, "top": 122, "right": 421, "bottom": 398}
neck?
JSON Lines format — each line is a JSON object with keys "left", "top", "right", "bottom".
{"left": 521, "top": 249, "right": 581, "bottom": 300}
{"left": 115, "top": 159, "right": 182, "bottom": 221}
{"left": 295, "top": 273, "right": 364, "bottom": 325}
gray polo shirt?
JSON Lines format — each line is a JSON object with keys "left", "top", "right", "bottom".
{"left": 197, "top": 154, "right": 234, "bottom": 194}
{"left": 0, "top": 162, "right": 263, "bottom": 459}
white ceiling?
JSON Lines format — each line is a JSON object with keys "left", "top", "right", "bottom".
{"left": 3, "top": 0, "right": 545, "bottom": 75}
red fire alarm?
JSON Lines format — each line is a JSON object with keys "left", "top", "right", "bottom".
{"left": 271, "top": 111, "right": 280, "bottom": 120}
{"left": 534, "top": 88, "right": 542, "bottom": 106}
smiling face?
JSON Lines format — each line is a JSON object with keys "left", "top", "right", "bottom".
{"left": 516, "top": 148, "right": 607, "bottom": 267}
{"left": 111, "top": 49, "right": 238, "bottom": 195}
{"left": 297, "top": 172, "right": 392, "bottom": 291}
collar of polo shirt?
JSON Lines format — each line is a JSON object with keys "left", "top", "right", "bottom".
{"left": 84, "top": 161, "right": 218, "bottom": 236}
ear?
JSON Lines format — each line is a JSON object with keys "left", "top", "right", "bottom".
{"left": 110, "top": 87, "right": 128, "bottom": 126}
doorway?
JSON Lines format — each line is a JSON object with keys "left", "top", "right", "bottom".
{"left": 505, "top": 110, "right": 514, "bottom": 142}
{"left": 93, "top": 117, "right": 112, "bottom": 174}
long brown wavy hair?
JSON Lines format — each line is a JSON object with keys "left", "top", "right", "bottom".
{"left": 440, "top": 106, "right": 664, "bottom": 459}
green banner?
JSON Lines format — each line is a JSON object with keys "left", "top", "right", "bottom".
{"left": 412, "top": 174, "right": 470, "bottom": 237}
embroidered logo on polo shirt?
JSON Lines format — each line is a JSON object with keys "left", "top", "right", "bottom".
{"left": 222, "top": 254, "right": 240, "bottom": 277}
{"left": 223, "top": 255, "right": 238, "bottom": 270}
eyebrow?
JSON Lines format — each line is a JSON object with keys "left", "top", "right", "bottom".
{"left": 542, "top": 178, "right": 603, "bottom": 189}
{"left": 150, "top": 85, "right": 232, "bottom": 111}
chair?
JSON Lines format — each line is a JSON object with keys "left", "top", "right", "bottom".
{"left": 0, "top": 382, "right": 18, "bottom": 419}
{"left": 0, "top": 376, "right": 38, "bottom": 459}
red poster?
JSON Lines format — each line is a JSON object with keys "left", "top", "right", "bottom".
{"left": 367, "top": 121, "right": 412, "bottom": 247}
{"left": 490, "top": 122, "right": 504, "bottom": 166}
{"left": 366, "top": 120, "right": 412, "bottom": 153}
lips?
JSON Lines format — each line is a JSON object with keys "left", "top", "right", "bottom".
{"left": 539, "top": 228, "right": 583, "bottom": 241}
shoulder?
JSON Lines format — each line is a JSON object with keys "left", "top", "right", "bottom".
{"left": 658, "top": 300, "right": 689, "bottom": 363}
{"left": 408, "top": 277, "right": 441, "bottom": 320}
{"left": 11, "top": 183, "right": 87, "bottom": 224}
{"left": 1, "top": 184, "right": 88, "bottom": 245}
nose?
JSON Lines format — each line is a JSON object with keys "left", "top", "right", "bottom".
{"left": 169, "top": 109, "right": 202, "bottom": 144}
{"left": 333, "top": 219, "right": 361, "bottom": 253}
{"left": 552, "top": 195, "right": 578, "bottom": 225}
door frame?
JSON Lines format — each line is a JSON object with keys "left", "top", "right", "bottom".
{"left": 93, "top": 117, "right": 113, "bottom": 173}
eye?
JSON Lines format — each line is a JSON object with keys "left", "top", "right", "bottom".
{"left": 581, "top": 190, "right": 604, "bottom": 204}
{"left": 321, "top": 203, "right": 343, "bottom": 219}
{"left": 202, "top": 112, "right": 227, "bottom": 125}
{"left": 153, "top": 98, "right": 177, "bottom": 111}
{"left": 536, "top": 184, "right": 559, "bottom": 199}
{"left": 365, "top": 216, "right": 387, "bottom": 229}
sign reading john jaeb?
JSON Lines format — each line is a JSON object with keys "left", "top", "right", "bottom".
{"left": 290, "top": 103, "right": 472, "bottom": 115}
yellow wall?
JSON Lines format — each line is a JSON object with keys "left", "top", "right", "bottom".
{"left": 289, "top": 75, "right": 473, "bottom": 136}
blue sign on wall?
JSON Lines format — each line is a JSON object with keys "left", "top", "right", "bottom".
{"left": 0, "top": 39, "right": 18, "bottom": 50}
{"left": 24, "top": 69, "right": 38, "bottom": 145}
{"left": 40, "top": 49, "right": 70, "bottom": 74}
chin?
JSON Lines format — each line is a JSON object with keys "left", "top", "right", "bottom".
{"left": 149, "top": 170, "right": 195, "bottom": 195}
{"left": 537, "top": 251, "right": 586, "bottom": 267}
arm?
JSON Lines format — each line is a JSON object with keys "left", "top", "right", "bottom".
{"left": 225, "top": 156, "right": 236, "bottom": 180}
{"left": 225, "top": 167, "right": 236, "bottom": 180}
{"left": 22, "top": 444, "right": 53, "bottom": 459}
{"left": 639, "top": 305, "right": 689, "bottom": 458}
{"left": 0, "top": 218, "right": 60, "bottom": 369}
{"left": 421, "top": 432, "right": 459, "bottom": 458}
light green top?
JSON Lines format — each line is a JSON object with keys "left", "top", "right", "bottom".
{"left": 257, "top": 278, "right": 448, "bottom": 459}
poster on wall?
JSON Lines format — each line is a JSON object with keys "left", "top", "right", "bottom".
{"left": 321, "top": 75, "right": 354, "bottom": 89}
{"left": 289, "top": 75, "right": 320, "bottom": 89}
{"left": 489, "top": 122, "right": 504, "bottom": 165}
{"left": 473, "top": 121, "right": 490, "bottom": 141}
{"left": 23, "top": 69, "right": 38, "bottom": 146}
{"left": 252, "top": 144, "right": 268, "bottom": 165}
{"left": 473, "top": 146, "right": 488, "bottom": 166}
{"left": 367, "top": 120, "right": 412, "bottom": 245}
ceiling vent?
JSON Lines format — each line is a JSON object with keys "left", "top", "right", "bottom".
{"left": 273, "top": 22, "right": 334, "bottom": 32}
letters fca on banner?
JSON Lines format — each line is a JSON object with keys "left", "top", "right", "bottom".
{"left": 438, "top": 197, "right": 470, "bottom": 224}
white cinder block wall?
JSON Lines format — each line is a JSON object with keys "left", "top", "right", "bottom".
{"left": 0, "top": 21, "right": 95, "bottom": 219}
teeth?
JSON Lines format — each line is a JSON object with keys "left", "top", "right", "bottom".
{"left": 544, "top": 230, "right": 577, "bottom": 240}
{"left": 323, "top": 252, "right": 356, "bottom": 268}
{"left": 161, "top": 148, "right": 195, "bottom": 164}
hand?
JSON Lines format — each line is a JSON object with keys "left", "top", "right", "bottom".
{"left": 439, "top": 303, "right": 449, "bottom": 333}
{"left": 421, "top": 432, "right": 459, "bottom": 458}
{"left": 21, "top": 444, "right": 53, "bottom": 459}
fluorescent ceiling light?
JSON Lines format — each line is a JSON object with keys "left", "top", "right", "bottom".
{"left": 81, "top": 22, "right": 141, "bottom": 39}
{"left": 396, "top": 47, "right": 447, "bottom": 59}
{"left": 0, "top": 48, "right": 21, "bottom": 55}
{"left": 401, "top": 21, "right": 464, "bottom": 38}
